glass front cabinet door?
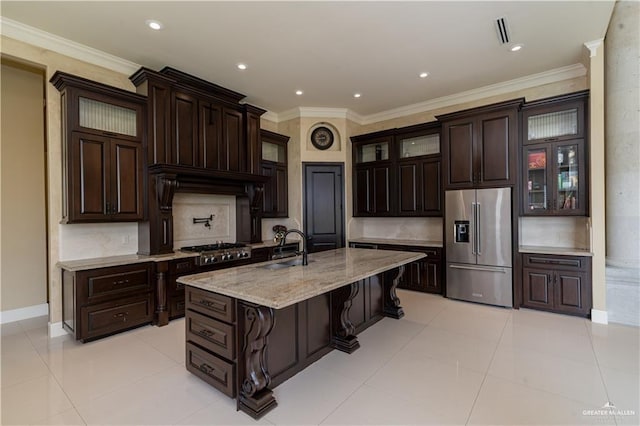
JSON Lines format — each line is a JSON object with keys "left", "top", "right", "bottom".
{"left": 523, "top": 141, "right": 586, "bottom": 215}
{"left": 521, "top": 91, "right": 588, "bottom": 216}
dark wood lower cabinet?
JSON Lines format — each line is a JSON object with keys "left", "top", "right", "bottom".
{"left": 349, "top": 242, "right": 443, "bottom": 294}
{"left": 521, "top": 253, "right": 592, "bottom": 317}
{"left": 184, "top": 267, "right": 403, "bottom": 418}
{"left": 62, "top": 263, "right": 154, "bottom": 342}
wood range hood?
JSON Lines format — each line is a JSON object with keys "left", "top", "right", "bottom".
{"left": 142, "top": 164, "right": 269, "bottom": 256}
{"left": 132, "top": 66, "right": 270, "bottom": 255}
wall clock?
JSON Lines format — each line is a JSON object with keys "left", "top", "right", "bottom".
{"left": 310, "top": 126, "right": 334, "bottom": 150}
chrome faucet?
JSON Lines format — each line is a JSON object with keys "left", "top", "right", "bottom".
{"left": 280, "top": 229, "right": 308, "bottom": 265}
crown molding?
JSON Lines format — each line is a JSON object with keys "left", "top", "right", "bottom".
{"left": 359, "top": 63, "right": 587, "bottom": 125}
{"left": 584, "top": 38, "right": 604, "bottom": 57}
{"left": 267, "top": 63, "right": 586, "bottom": 125}
{"left": 0, "top": 17, "right": 140, "bottom": 75}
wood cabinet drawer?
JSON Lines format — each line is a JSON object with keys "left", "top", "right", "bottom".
{"left": 523, "top": 254, "right": 587, "bottom": 271}
{"left": 186, "top": 286, "right": 235, "bottom": 323}
{"left": 169, "top": 258, "right": 196, "bottom": 275}
{"left": 79, "top": 263, "right": 152, "bottom": 305}
{"left": 80, "top": 294, "right": 153, "bottom": 341}
{"left": 187, "top": 310, "right": 235, "bottom": 360}
{"left": 186, "top": 342, "right": 236, "bottom": 397}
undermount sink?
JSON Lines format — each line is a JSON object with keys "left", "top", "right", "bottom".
{"left": 261, "top": 258, "right": 312, "bottom": 270}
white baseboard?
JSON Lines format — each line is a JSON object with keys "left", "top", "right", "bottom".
{"left": 591, "top": 309, "right": 609, "bottom": 324}
{"left": 0, "top": 303, "right": 48, "bottom": 324}
{"left": 48, "top": 321, "right": 69, "bottom": 338}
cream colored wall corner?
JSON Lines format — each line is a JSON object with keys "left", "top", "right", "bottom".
{"left": 1, "top": 61, "right": 48, "bottom": 312}
{"left": 584, "top": 39, "right": 607, "bottom": 322}
{"left": 1, "top": 35, "right": 137, "bottom": 329}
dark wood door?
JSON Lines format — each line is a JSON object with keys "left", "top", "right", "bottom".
{"left": 554, "top": 270, "right": 590, "bottom": 316}
{"left": 353, "top": 167, "right": 371, "bottom": 215}
{"left": 71, "top": 132, "right": 110, "bottom": 221}
{"left": 221, "top": 107, "right": 244, "bottom": 172}
{"left": 522, "top": 267, "right": 554, "bottom": 310}
{"left": 372, "top": 164, "right": 392, "bottom": 215}
{"left": 476, "top": 109, "right": 517, "bottom": 187}
{"left": 423, "top": 259, "right": 442, "bottom": 294}
{"left": 397, "top": 158, "right": 441, "bottom": 217}
{"left": 303, "top": 163, "right": 344, "bottom": 253}
{"left": 110, "top": 139, "right": 143, "bottom": 220}
{"left": 198, "top": 101, "right": 222, "bottom": 170}
{"left": 422, "top": 158, "right": 442, "bottom": 215}
{"left": 443, "top": 119, "right": 475, "bottom": 188}
{"left": 171, "top": 90, "right": 198, "bottom": 167}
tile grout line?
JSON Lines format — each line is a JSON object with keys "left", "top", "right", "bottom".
{"left": 316, "top": 318, "right": 429, "bottom": 425}
{"left": 463, "top": 309, "right": 512, "bottom": 426}
{"left": 584, "top": 319, "right": 619, "bottom": 426}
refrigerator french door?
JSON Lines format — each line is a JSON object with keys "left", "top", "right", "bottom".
{"left": 445, "top": 188, "right": 513, "bottom": 307}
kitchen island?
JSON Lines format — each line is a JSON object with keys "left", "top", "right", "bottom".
{"left": 177, "top": 247, "right": 425, "bottom": 419}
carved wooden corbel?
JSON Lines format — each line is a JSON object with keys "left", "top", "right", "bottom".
{"left": 156, "top": 173, "right": 178, "bottom": 211}
{"left": 383, "top": 265, "right": 405, "bottom": 319}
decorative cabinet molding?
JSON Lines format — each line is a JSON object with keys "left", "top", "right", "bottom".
{"left": 51, "top": 72, "right": 146, "bottom": 223}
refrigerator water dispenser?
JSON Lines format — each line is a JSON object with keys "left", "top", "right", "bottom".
{"left": 454, "top": 220, "right": 470, "bottom": 243}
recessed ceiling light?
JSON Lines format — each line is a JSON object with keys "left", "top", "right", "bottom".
{"left": 353, "top": 93, "right": 361, "bottom": 98}
{"left": 510, "top": 44, "right": 523, "bottom": 52}
{"left": 295, "top": 90, "right": 303, "bottom": 96}
{"left": 419, "top": 72, "right": 429, "bottom": 78}
{"left": 145, "top": 20, "right": 163, "bottom": 30}
{"left": 237, "top": 63, "right": 247, "bottom": 70}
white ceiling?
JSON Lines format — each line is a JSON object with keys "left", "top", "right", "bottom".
{"left": 1, "top": 1, "right": 615, "bottom": 117}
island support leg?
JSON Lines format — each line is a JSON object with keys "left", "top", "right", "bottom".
{"left": 383, "top": 265, "right": 405, "bottom": 319}
{"left": 331, "top": 282, "right": 361, "bottom": 353}
{"left": 238, "top": 303, "right": 277, "bottom": 419}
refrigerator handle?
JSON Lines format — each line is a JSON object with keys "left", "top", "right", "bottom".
{"left": 471, "top": 202, "right": 476, "bottom": 255}
{"left": 476, "top": 202, "right": 481, "bottom": 255}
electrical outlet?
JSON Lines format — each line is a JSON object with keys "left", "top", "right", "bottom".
{"left": 121, "top": 235, "right": 130, "bottom": 245}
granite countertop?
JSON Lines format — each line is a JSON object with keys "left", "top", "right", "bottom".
{"left": 348, "top": 237, "right": 443, "bottom": 248}
{"left": 57, "top": 251, "right": 198, "bottom": 271}
{"left": 57, "top": 240, "right": 298, "bottom": 271}
{"left": 519, "top": 245, "right": 593, "bottom": 257}
{"left": 178, "top": 247, "right": 425, "bottom": 309}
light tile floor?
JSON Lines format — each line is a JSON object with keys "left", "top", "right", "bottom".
{"left": 1, "top": 290, "right": 638, "bottom": 425}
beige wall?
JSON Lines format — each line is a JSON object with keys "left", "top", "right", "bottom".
{"left": 1, "top": 36, "right": 136, "bottom": 327}
{"left": 1, "top": 60, "right": 48, "bottom": 311}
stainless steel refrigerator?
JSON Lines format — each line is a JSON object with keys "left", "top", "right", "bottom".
{"left": 445, "top": 188, "right": 513, "bottom": 307}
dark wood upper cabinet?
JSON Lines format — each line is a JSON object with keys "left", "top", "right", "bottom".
{"left": 171, "top": 90, "right": 199, "bottom": 167}
{"left": 351, "top": 130, "right": 395, "bottom": 217}
{"left": 438, "top": 99, "right": 522, "bottom": 189}
{"left": 395, "top": 123, "right": 442, "bottom": 216}
{"left": 129, "top": 67, "right": 265, "bottom": 174}
{"left": 521, "top": 91, "right": 589, "bottom": 216}
{"left": 351, "top": 123, "right": 441, "bottom": 217}
{"left": 261, "top": 130, "right": 289, "bottom": 218}
{"left": 51, "top": 72, "right": 146, "bottom": 223}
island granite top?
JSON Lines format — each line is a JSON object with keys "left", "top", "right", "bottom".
{"left": 178, "top": 247, "right": 425, "bottom": 309}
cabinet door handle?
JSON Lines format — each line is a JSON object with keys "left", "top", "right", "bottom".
{"left": 113, "top": 312, "right": 129, "bottom": 322}
{"left": 113, "top": 279, "right": 130, "bottom": 286}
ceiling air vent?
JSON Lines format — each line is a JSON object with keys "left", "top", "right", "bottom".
{"left": 495, "top": 16, "right": 510, "bottom": 45}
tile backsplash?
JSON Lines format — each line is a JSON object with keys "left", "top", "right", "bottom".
{"left": 173, "top": 193, "right": 236, "bottom": 248}
{"left": 519, "top": 216, "right": 590, "bottom": 249}
{"left": 349, "top": 217, "right": 443, "bottom": 242}
{"left": 59, "top": 222, "right": 138, "bottom": 261}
